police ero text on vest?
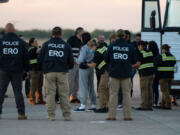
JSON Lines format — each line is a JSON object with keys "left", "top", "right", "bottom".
{"left": 48, "top": 43, "right": 65, "bottom": 57}
{"left": 113, "top": 46, "right": 129, "bottom": 60}
{"left": 2, "top": 41, "right": 19, "bottom": 55}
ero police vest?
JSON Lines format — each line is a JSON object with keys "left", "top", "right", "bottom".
{"left": 139, "top": 50, "right": 154, "bottom": 77}
{"left": 96, "top": 46, "right": 107, "bottom": 70}
{"left": 157, "top": 53, "right": 176, "bottom": 79}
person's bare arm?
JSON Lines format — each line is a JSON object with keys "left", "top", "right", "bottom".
{"left": 36, "top": 48, "right": 41, "bottom": 54}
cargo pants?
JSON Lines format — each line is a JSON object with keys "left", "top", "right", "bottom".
{"left": 45, "top": 72, "right": 71, "bottom": 118}
{"left": 98, "top": 71, "right": 109, "bottom": 109}
{"left": 108, "top": 77, "right": 132, "bottom": 119}
{"left": 30, "top": 70, "right": 44, "bottom": 102}
{"left": 140, "top": 75, "right": 153, "bottom": 109}
{"left": 159, "top": 78, "right": 173, "bottom": 108}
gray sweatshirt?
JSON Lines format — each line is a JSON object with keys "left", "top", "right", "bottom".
{"left": 76, "top": 44, "right": 94, "bottom": 64}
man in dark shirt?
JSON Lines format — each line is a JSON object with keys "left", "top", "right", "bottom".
{"left": 0, "top": 23, "right": 29, "bottom": 120}
{"left": 39, "top": 27, "right": 74, "bottom": 121}
{"left": 67, "top": 27, "right": 84, "bottom": 103}
{"left": 105, "top": 29, "right": 136, "bottom": 121}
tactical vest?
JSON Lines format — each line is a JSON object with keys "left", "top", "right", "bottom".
{"left": 96, "top": 46, "right": 107, "bottom": 70}
{"left": 139, "top": 50, "right": 154, "bottom": 70}
{"left": 158, "top": 53, "right": 176, "bottom": 72}
{"left": 138, "top": 50, "right": 154, "bottom": 77}
{"left": 28, "top": 46, "right": 38, "bottom": 65}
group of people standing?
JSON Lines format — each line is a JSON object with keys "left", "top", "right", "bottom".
{"left": 0, "top": 23, "right": 177, "bottom": 121}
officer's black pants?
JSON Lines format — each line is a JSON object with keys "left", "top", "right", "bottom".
{"left": 96, "top": 69, "right": 101, "bottom": 92}
{"left": 0, "top": 70, "right": 25, "bottom": 115}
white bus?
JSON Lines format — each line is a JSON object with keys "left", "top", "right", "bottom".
{"left": 141, "top": 0, "right": 180, "bottom": 96}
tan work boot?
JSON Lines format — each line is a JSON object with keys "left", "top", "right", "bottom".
{"left": 48, "top": 116, "right": 55, "bottom": 121}
{"left": 124, "top": 118, "right": 133, "bottom": 121}
{"left": 18, "top": 114, "right": 27, "bottom": 120}
{"left": 64, "top": 116, "right": 71, "bottom": 121}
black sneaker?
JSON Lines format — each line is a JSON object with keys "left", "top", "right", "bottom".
{"left": 73, "top": 108, "right": 85, "bottom": 112}
{"left": 172, "top": 101, "right": 178, "bottom": 106}
{"left": 136, "top": 107, "right": 153, "bottom": 111}
{"left": 94, "top": 108, "right": 108, "bottom": 113}
{"left": 157, "top": 106, "right": 172, "bottom": 110}
{"left": 37, "top": 101, "right": 46, "bottom": 105}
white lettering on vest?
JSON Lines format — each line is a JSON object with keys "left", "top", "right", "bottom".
{"left": 113, "top": 53, "right": 128, "bottom": 60}
{"left": 49, "top": 50, "right": 64, "bottom": 57}
{"left": 48, "top": 43, "right": 65, "bottom": 49}
{"left": 3, "top": 48, "right": 19, "bottom": 54}
{"left": 3, "top": 41, "right": 19, "bottom": 46}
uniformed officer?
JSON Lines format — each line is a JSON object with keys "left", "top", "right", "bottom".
{"left": 28, "top": 37, "right": 45, "bottom": 105}
{"left": 38, "top": 27, "right": 74, "bottom": 121}
{"left": 88, "top": 39, "right": 109, "bottom": 113}
{"left": 133, "top": 41, "right": 154, "bottom": 111}
{"left": 95, "top": 35, "right": 108, "bottom": 92}
{"left": 105, "top": 29, "right": 136, "bottom": 121}
{"left": 0, "top": 23, "right": 29, "bottom": 120}
{"left": 155, "top": 44, "right": 176, "bottom": 109}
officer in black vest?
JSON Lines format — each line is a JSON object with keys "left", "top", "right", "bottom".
{"left": 133, "top": 41, "right": 154, "bottom": 111}
{"left": 28, "top": 38, "right": 45, "bottom": 105}
{"left": 105, "top": 29, "right": 136, "bottom": 121}
{"left": 38, "top": 27, "right": 74, "bottom": 121}
{"left": 0, "top": 23, "right": 29, "bottom": 120}
{"left": 87, "top": 40, "right": 109, "bottom": 113}
{"left": 155, "top": 44, "right": 176, "bottom": 109}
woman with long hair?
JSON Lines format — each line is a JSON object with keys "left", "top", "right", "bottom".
{"left": 148, "top": 41, "right": 160, "bottom": 107}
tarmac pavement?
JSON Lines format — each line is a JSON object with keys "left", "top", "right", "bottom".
{"left": 0, "top": 75, "right": 180, "bottom": 135}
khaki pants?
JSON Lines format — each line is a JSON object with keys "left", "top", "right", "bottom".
{"left": 30, "top": 71, "right": 43, "bottom": 102}
{"left": 98, "top": 71, "right": 109, "bottom": 108}
{"left": 159, "top": 78, "right": 173, "bottom": 108}
{"left": 45, "top": 72, "right": 71, "bottom": 118}
{"left": 140, "top": 75, "right": 153, "bottom": 109}
{"left": 108, "top": 77, "right": 131, "bottom": 119}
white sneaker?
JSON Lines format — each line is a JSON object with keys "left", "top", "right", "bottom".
{"left": 73, "top": 104, "right": 86, "bottom": 112}
{"left": 79, "top": 104, "right": 86, "bottom": 109}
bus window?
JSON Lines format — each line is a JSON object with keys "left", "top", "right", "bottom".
{"left": 142, "top": 0, "right": 161, "bottom": 31}
{"left": 164, "top": 0, "right": 180, "bottom": 28}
